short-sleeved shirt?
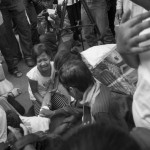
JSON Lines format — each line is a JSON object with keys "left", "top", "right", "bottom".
{"left": 26, "top": 62, "right": 55, "bottom": 101}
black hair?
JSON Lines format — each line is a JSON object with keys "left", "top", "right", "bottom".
{"left": 33, "top": 43, "right": 53, "bottom": 60}
{"left": 62, "top": 124, "right": 141, "bottom": 150}
{"left": 54, "top": 50, "right": 82, "bottom": 72}
{"left": 59, "top": 60, "right": 94, "bottom": 93}
{"left": 6, "top": 110, "right": 23, "bottom": 134}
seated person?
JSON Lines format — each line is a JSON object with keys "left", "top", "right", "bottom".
{"left": 58, "top": 59, "right": 128, "bottom": 128}
{"left": 27, "top": 43, "right": 70, "bottom": 116}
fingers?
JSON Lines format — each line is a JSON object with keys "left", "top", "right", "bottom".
{"left": 121, "top": 10, "right": 131, "bottom": 23}
{"left": 130, "top": 33, "right": 150, "bottom": 45}
{"left": 8, "top": 126, "right": 16, "bottom": 134}
{"left": 129, "top": 11, "right": 150, "bottom": 27}
{"left": 130, "top": 46, "right": 150, "bottom": 54}
{"left": 20, "top": 124, "right": 28, "bottom": 136}
{"left": 130, "top": 20, "right": 150, "bottom": 37}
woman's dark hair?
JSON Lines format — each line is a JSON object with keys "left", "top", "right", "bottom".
{"left": 62, "top": 124, "right": 141, "bottom": 150}
{"left": 59, "top": 60, "right": 94, "bottom": 92}
{"left": 54, "top": 50, "right": 82, "bottom": 71}
{"left": 33, "top": 43, "right": 53, "bottom": 60}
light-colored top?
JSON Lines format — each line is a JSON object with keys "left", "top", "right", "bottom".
{"left": 0, "top": 105, "right": 7, "bottom": 143}
{"left": 26, "top": 62, "right": 55, "bottom": 101}
{"left": 81, "top": 79, "right": 111, "bottom": 122}
{"left": 116, "top": 0, "right": 144, "bottom": 17}
{"left": 133, "top": 47, "right": 150, "bottom": 129}
{"left": 129, "top": 8, "right": 150, "bottom": 128}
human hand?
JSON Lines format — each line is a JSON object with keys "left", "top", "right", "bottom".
{"left": 20, "top": 123, "right": 29, "bottom": 136}
{"left": 116, "top": 9, "right": 123, "bottom": 23}
{"left": 8, "top": 123, "right": 29, "bottom": 140}
{"left": 8, "top": 126, "right": 23, "bottom": 140}
{"left": 39, "top": 108, "right": 55, "bottom": 118}
{"left": 117, "top": 10, "right": 150, "bottom": 54}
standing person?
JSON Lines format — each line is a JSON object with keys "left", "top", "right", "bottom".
{"left": 81, "top": 0, "right": 115, "bottom": 47}
{"left": 66, "top": 0, "right": 81, "bottom": 43}
{"left": 117, "top": 4, "right": 150, "bottom": 129}
{"left": 24, "top": 0, "right": 39, "bottom": 45}
{"left": 0, "top": 12, "right": 22, "bottom": 77}
{"left": 0, "top": 0, "right": 35, "bottom": 67}
{"left": 107, "top": 0, "right": 117, "bottom": 36}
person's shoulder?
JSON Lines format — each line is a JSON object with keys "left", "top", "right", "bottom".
{"left": 26, "top": 66, "right": 38, "bottom": 79}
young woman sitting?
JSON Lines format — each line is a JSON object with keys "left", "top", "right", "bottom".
{"left": 26, "top": 43, "right": 70, "bottom": 116}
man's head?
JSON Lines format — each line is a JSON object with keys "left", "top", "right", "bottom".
{"left": 54, "top": 50, "right": 82, "bottom": 72}
{"left": 59, "top": 60, "right": 94, "bottom": 100}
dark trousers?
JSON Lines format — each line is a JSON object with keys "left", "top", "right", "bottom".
{"left": 107, "top": 0, "right": 117, "bottom": 36}
{"left": 24, "top": 0, "right": 39, "bottom": 45}
{"left": 67, "top": 1, "right": 81, "bottom": 41}
{"left": 0, "top": 24, "right": 17, "bottom": 72}
{"left": 1, "top": 1, "right": 33, "bottom": 59}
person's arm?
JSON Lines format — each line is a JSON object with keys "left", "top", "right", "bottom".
{"left": 117, "top": 10, "right": 150, "bottom": 68}
{"left": 120, "top": 54, "right": 140, "bottom": 69}
{"left": 28, "top": 78, "right": 43, "bottom": 103}
{"left": 131, "top": 0, "right": 150, "bottom": 10}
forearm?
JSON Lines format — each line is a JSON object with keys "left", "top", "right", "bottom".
{"left": 54, "top": 107, "right": 83, "bottom": 116}
{"left": 33, "top": 93, "right": 43, "bottom": 104}
{"left": 42, "top": 91, "right": 52, "bottom": 107}
{"left": 120, "top": 53, "right": 140, "bottom": 69}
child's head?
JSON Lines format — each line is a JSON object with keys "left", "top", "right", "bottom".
{"left": 34, "top": 43, "right": 53, "bottom": 73}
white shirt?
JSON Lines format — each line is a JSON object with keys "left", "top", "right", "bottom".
{"left": 26, "top": 62, "right": 55, "bottom": 101}
{"left": 131, "top": 8, "right": 150, "bottom": 128}
{"left": 116, "top": 0, "right": 143, "bottom": 17}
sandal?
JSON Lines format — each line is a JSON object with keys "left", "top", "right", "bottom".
{"left": 9, "top": 69, "right": 23, "bottom": 78}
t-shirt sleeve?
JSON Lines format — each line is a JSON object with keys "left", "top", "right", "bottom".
{"left": 26, "top": 67, "right": 38, "bottom": 81}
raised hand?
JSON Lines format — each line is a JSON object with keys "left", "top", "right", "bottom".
{"left": 117, "top": 10, "right": 150, "bottom": 54}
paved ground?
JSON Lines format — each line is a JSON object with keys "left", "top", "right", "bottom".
{"left": 3, "top": 60, "right": 32, "bottom": 114}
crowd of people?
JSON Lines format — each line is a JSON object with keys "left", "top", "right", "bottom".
{"left": 1, "top": 0, "right": 150, "bottom": 150}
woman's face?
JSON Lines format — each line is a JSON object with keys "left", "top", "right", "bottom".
{"left": 37, "top": 52, "right": 51, "bottom": 73}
